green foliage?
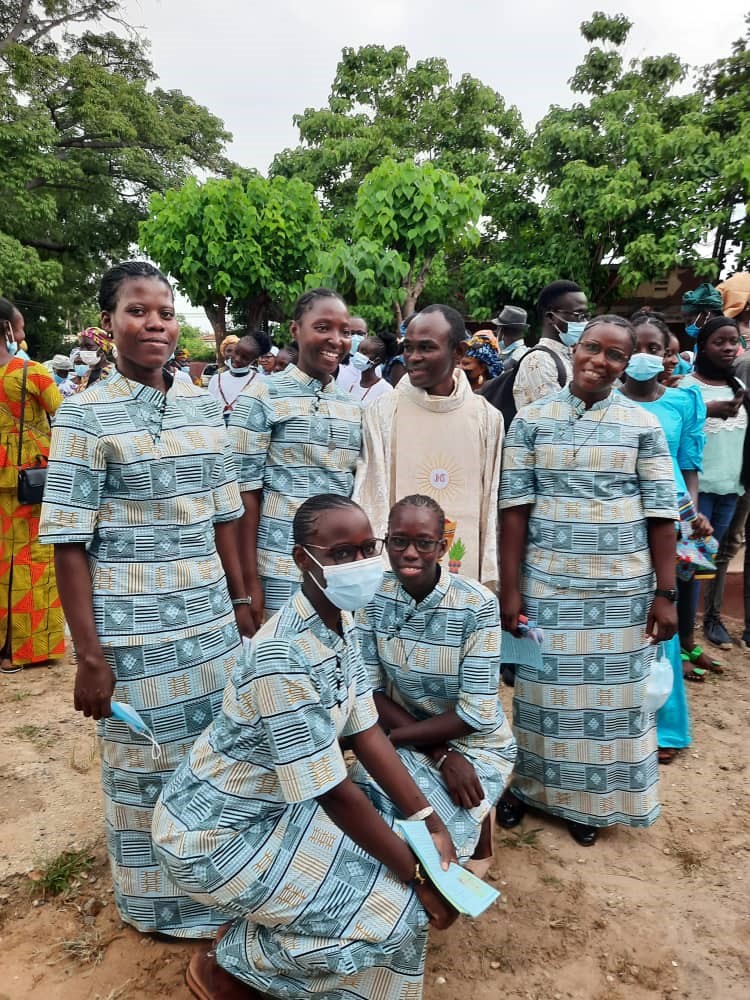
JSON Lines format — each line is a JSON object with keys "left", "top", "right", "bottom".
{"left": 176, "top": 316, "right": 214, "bottom": 362}
{"left": 0, "top": 1, "right": 230, "bottom": 357}
{"left": 29, "top": 847, "right": 94, "bottom": 898}
{"left": 140, "top": 174, "right": 325, "bottom": 346}
{"left": 309, "top": 158, "right": 483, "bottom": 323}
{"left": 271, "top": 44, "right": 523, "bottom": 233}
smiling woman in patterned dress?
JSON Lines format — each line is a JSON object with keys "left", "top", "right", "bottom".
{"left": 39, "top": 261, "right": 252, "bottom": 939}
{"left": 499, "top": 316, "right": 678, "bottom": 847}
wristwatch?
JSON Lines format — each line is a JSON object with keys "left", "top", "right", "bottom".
{"left": 654, "top": 588, "right": 678, "bottom": 602}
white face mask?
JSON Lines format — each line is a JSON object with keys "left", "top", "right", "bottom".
{"left": 350, "top": 350, "right": 374, "bottom": 372}
{"left": 79, "top": 349, "right": 99, "bottom": 365}
{"left": 303, "top": 550, "right": 385, "bottom": 611}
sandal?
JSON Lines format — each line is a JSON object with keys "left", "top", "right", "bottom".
{"left": 658, "top": 747, "right": 679, "bottom": 765}
{"left": 681, "top": 644, "right": 723, "bottom": 675}
{"left": 680, "top": 652, "right": 706, "bottom": 683}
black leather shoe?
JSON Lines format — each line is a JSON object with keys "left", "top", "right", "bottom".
{"left": 496, "top": 793, "right": 526, "bottom": 828}
{"left": 567, "top": 821, "right": 597, "bottom": 846}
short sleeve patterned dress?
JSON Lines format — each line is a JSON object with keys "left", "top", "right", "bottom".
{"left": 39, "top": 371, "right": 243, "bottom": 937}
{"left": 500, "top": 388, "right": 677, "bottom": 829}
{"left": 153, "top": 591, "right": 430, "bottom": 999}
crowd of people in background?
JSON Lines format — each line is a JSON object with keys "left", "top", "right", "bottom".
{"left": 1, "top": 261, "right": 749, "bottom": 1000}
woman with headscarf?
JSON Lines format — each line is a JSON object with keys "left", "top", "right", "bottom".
{"left": 678, "top": 317, "right": 748, "bottom": 662}
{"left": 681, "top": 284, "right": 724, "bottom": 342}
{"left": 718, "top": 272, "right": 750, "bottom": 343}
{"left": 0, "top": 297, "right": 65, "bottom": 671}
{"left": 461, "top": 341, "right": 503, "bottom": 392}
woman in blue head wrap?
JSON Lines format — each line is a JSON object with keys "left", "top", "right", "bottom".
{"left": 461, "top": 341, "right": 503, "bottom": 391}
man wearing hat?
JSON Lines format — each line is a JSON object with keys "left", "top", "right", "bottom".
{"left": 494, "top": 305, "right": 529, "bottom": 366}
{"left": 50, "top": 354, "right": 75, "bottom": 397}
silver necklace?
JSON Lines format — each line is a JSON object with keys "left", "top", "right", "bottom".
{"left": 565, "top": 400, "right": 612, "bottom": 464}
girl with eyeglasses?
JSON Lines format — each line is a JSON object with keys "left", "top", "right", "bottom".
{"left": 153, "top": 494, "right": 458, "bottom": 1000}
{"left": 499, "top": 316, "right": 678, "bottom": 847}
{"left": 355, "top": 494, "right": 516, "bottom": 876}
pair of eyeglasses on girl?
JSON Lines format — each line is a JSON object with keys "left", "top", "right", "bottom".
{"left": 386, "top": 536, "right": 443, "bottom": 553}
{"left": 576, "top": 340, "right": 629, "bottom": 365}
{"left": 306, "top": 539, "right": 385, "bottom": 564}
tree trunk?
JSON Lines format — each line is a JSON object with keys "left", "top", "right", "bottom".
{"left": 203, "top": 297, "right": 227, "bottom": 354}
{"left": 244, "top": 293, "right": 271, "bottom": 333}
{"left": 401, "top": 255, "right": 434, "bottom": 321}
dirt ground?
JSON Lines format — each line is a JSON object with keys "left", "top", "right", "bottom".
{"left": 1, "top": 620, "right": 749, "bottom": 1000}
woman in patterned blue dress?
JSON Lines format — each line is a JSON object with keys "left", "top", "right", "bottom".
{"left": 229, "top": 288, "right": 362, "bottom": 626}
{"left": 153, "top": 495, "right": 458, "bottom": 1000}
{"left": 499, "top": 316, "right": 678, "bottom": 847}
{"left": 39, "top": 261, "right": 253, "bottom": 938}
{"left": 355, "top": 494, "right": 516, "bottom": 871}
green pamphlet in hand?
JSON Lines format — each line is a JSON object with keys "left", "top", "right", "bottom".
{"left": 396, "top": 820, "right": 501, "bottom": 918}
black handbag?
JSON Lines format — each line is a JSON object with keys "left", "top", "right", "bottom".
{"left": 16, "top": 361, "right": 47, "bottom": 505}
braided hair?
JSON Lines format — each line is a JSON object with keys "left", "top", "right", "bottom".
{"left": 292, "top": 494, "right": 364, "bottom": 545}
{"left": 388, "top": 494, "right": 445, "bottom": 535}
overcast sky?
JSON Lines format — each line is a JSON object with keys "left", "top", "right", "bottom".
{"left": 121, "top": 0, "right": 749, "bottom": 326}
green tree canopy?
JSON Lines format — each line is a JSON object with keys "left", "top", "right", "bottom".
{"left": 309, "top": 158, "right": 483, "bottom": 324}
{"left": 271, "top": 44, "right": 524, "bottom": 235}
{"left": 0, "top": 0, "right": 230, "bottom": 355}
{"left": 140, "top": 173, "right": 325, "bottom": 347}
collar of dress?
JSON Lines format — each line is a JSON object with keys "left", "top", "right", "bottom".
{"left": 385, "top": 566, "right": 450, "bottom": 614}
{"left": 395, "top": 366, "right": 473, "bottom": 414}
{"left": 286, "top": 363, "right": 337, "bottom": 394}
{"left": 289, "top": 589, "right": 354, "bottom": 650}
{"left": 562, "top": 386, "right": 615, "bottom": 416}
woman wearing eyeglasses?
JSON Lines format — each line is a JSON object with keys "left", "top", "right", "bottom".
{"left": 153, "top": 493, "right": 458, "bottom": 1000}
{"left": 499, "top": 316, "right": 678, "bottom": 847}
{"left": 355, "top": 494, "right": 516, "bottom": 875}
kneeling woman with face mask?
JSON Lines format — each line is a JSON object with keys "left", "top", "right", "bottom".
{"left": 153, "top": 494, "right": 459, "bottom": 1000}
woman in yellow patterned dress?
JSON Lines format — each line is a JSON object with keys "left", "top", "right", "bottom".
{"left": 0, "top": 297, "right": 65, "bottom": 671}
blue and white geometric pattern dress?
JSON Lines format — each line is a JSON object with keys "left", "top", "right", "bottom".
{"left": 152, "top": 591, "right": 429, "bottom": 999}
{"left": 39, "top": 372, "right": 243, "bottom": 936}
{"left": 500, "top": 388, "right": 677, "bottom": 828}
{"left": 356, "top": 570, "right": 516, "bottom": 859}
{"left": 228, "top": 365, "right": 362, "bottom": 612}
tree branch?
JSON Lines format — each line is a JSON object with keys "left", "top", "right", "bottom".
{"left": 23, "top": 238, "right": 72, "bottom": 252}
{"left": 0, "top": 0, "right": 33, "bottom": 53}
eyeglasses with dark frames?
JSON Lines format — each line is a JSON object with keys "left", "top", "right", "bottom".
{"left": 305, "top": 539, "right": 385, "bottom": 564}
{"left": 386, "top": 536, "right": 444, "bottom": 553}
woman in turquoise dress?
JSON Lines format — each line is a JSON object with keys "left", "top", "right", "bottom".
{"left": 153, "top": 495, "right": 458, "bottom": 1000}
{"left": 356, "top": 494, "right": 516, "bottom": 871}
{"left": 618, "top": 313, "right": 706, "bottom": 762}
{"left": 229, "top": 288, "right": 362, "bottom": 625}
{"left": 39, "top": 261, "right": 253, "bottom": 938}
{"left": 499, "top": 316, "right": 678, "bottom": 847}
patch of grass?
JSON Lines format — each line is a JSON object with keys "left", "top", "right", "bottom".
{"left": 669, "top": 841, "right": 706, "bottom": 875}
{"left": 500, "top": 826, "right": 543, "bottom": 849}
{"left": 96, "top": 985, "right": 132, "bottom": 1000}
{"left": 29, "top": 848, "right": 94, "bottom": 898}
{"left": 12, "top": 723, "right": 54, "bottom": 749}
{"left": 540, "top": 873, "right": 562, "bottom": 887}
{"left": 56, "top": 928, "right": 105, "bottom": 966}
{"left": 11, "top": 688, "right": 32, "bottom": 702}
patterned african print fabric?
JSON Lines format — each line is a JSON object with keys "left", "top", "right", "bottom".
{"left": 39, "top": 372, "right": 243, "bottom": 936}
{"left": 0, "top": 357, "right": 65, "bottom": 664}
{"left": 500, "top": 388, "right": 677, "bottom": 828}
{"left": 228, "top": 364, "right": 362, "bottom": 612}
{"left": 355, "top": 570, "right": 516, "bottom": 859}
{"left": 153, "top": 590, "right": 428, "bottom": 998}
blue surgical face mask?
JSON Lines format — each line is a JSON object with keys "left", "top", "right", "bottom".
{"left": 350, "top": 350, "right": 373, "bottom": 372}
{"left": 110, "top": 701, "right": 162, "bottom": 760}
{"left": 350, "top": 334, "right": 364, "bottom": 354}
{"left": 227, "top": 357, "right": 251, "bottom": 374}
{"left": 559, "top": 321, "right": 587, "bottom": 347}
{"left": 74, "top": 363, "right": 89, "bottom": 377}
{"left": 625, "top": 353, "right": 664, "bottom": 381}
{"left": 53, "top": 371, "right": 68, "bottom": 385}
{"left": 304, "top": 550, "right": 385, "bottom": 611}
{"left": 674, "top": 356, "right": 692, "bottom": 375}
{"left": 6, "top": 339, "right": 18, "bottom": 356}
{"left": 685, "top": 324, "right": 700, "bottom": 338}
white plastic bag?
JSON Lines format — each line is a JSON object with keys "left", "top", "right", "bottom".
{"left": 642, "top": 646, "right": 674, "bottom": 717}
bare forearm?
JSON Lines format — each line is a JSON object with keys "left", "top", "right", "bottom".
{"left": 350, "top": 724, "right": 433, "bottom": 819}
{"left": 238, "top": 490, "right": 261, "bottom": 585}
{"left": 318, "top": 778, "right": 415, "bottom": 882}
{"left": 214, "top": 519, "right": 246, "bottom": 599}
{"left": 648, "top": 518, "right": 678, "bottom": 590}
{"left": 682, "top": 470, "right": 699, "bottom": 510}
{"left": 373, "top": 691, "right": 417, "bottom": 731}
{"left": 54, "top": 544, "right": 102, "bottom": 656}
{"left": 389, "top": 710, "right": 473, "bottom": 748}
{"left": 500, "top": 505, "right": 530, "bottom": 595}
